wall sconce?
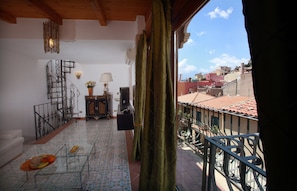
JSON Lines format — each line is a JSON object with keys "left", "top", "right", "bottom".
{"left": 100, "top": 72, "right": 113, "bottom": 95}
{"left": 43, "top": 20, "right": 59, "bottom": 54}
{"left": 75, "top": 71, "right": 82, "bottom": 79}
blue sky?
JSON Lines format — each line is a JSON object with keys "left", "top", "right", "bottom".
{"left": 178, "top": 0, "right": 250, "bottom": 80}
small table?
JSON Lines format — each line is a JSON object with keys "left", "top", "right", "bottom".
{"left": 56, "top": 142, "right": 96, "bottom": 157}
{"left": 34, "top": 143, "right": 94, "bottom": 189}
{"left": 34, "top": 155, "right": 90, "bottom": 189}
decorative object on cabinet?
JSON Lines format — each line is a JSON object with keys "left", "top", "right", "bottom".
{"left": 100, "top": 72, "right": 113, "bottom": 95}
{"left": 85, "top": 81, "right": 96, "bottom": 96}
{"left": 43, "top": 20, "right": 59, "bottom": 54}
{"left": 85, "top": 81, "right": 96, "bottom": 88}
{"left": 88, "top": 87, "right": 93, "bottom": 96}
{"left": 85, "top": 95, "right": 111, "bottom": 120}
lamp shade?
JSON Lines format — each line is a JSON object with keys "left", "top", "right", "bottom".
{"left": 100, "top": 72, "right": 113, "bottom": 82}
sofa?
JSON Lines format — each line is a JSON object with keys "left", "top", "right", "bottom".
{"left": 0, "top": 129, "right": 24, "bottom": 167}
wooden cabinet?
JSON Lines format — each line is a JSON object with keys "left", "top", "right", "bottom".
{"left": 85, "top": 95, "right": 111, "bottom": 120}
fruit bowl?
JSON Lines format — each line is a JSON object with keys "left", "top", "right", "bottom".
{"left": 20, "top": 154, "right": 56, "bottom": 171}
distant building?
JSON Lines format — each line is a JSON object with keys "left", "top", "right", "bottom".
{"left": 177, "top": 77, "right": 198, "bottom": 96}
{"left": 178, "top": 63, "right": 253, "bottom": 98}
{"left": 177, "top": 93, "right": 258, "bottom": 136}
{"left": 223, "top": 63, "right": 254, "bottom": 97}
{"left": 214, "top": 66, "right": 231, "bottom": 76}
{"left": 194, "top": 73, "right": 204, "bottom": 81}
{"left": 205, "top": 73, "right": 224, "bottom": 83}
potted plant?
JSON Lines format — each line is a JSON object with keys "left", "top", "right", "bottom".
{"left": 85, "top": 81, "right": 96, "bottom": 96}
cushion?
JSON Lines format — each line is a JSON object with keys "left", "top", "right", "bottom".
{"left": 0, "top": 136, "right": 24, "bottom": 154}
{"left": 0, "top": 130, "right": 22, "bottom": 140}
{"left": 0, "top": 133, "right": 17, "bottom": 140}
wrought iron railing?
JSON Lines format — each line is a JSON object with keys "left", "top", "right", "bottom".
{"left": 177, "top": 112, "right": 266, "bottom": 190}
{"left": 33, "top": 102, "right": 64, "bottom": 140}
{"left": 33, "top": 83, "right": 79, "bottom": 140}
{"left": 34, "top": 59, "right": 80, "bottom": 140}
{"left": 202, "top": 133, "right": 266, "bottom": 191}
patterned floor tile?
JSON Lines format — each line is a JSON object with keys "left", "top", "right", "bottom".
{"left": 0, "top": 119, "right": 131, "bottom": 191}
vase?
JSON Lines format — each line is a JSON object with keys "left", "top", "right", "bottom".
{"left": 88, "top": 87, "right": 93, "bottom": 96}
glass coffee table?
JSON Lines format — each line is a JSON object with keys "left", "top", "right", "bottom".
{"left": 34, "top": 142, "right": 95, "bottom": 189}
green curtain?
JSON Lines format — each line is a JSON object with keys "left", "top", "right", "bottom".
{"left": 138, "top": 0, "right": 176, "bottom": 190}
{"left": 132, "top": 31, "right": 147, "bottom": 160}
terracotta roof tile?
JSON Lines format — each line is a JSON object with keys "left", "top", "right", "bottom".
{"left": 178, "top": 94, "right": 258, "bottom": 118}
{"left": 178, "top": 92, "right": 215, "bottom": 104}
{"left": 222, "top": 98, "right": 258, "bottom": 118}
{"left": 196, "top": 95, "right": 250, "bottom": 109}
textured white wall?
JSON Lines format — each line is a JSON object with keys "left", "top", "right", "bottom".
{"left": 0, "top": 17, "right": 145, "bottom": 140}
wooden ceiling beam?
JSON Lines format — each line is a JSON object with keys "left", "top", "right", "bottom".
{"left": 28, "top": 0, "right": 63, "bottom": 25}
{"left": 0, "top": 9, "right": 16, "bottom": 24}
{"left": 89, "top": 0, "right": 107, "bottom": 26}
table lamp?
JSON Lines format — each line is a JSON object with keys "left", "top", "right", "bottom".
{"left": 100, "top": 72, "right": 113, "bottom": 95}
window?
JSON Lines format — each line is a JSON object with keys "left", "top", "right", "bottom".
{"left": 196, "top": 111, "right": 201, "bottom": 124}
{"left": 211, "top": 116, "right": 219, "bottom": 127}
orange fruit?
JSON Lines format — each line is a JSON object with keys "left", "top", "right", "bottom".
{"left": 41, "top": 156, "right": 48, "bottom": 163}
{"left": 48, "top": 155, "right": 55, "bottom": 163}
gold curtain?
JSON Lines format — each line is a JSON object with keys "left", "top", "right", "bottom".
{"left": 138, "top": 0, "right": 176, "bottom": 190}
{"left": 132, "top": 31, "right": 147, "bottom": 160}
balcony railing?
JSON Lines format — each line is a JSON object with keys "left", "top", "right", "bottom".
{"left": 202, "top": 133, "right": 266, "bottom": 191}
{"left": 177, "top": 113, "right": 266, "bottom": 190}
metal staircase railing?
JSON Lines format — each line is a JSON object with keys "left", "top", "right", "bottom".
{"left": 33, "top": 102, "right": 63, "bottom": 140}
{"left": 33, "top": 59, "right": 80, "bottom": 140}
{"left": 46, "top": 59, "right": 76, "bottom": 122}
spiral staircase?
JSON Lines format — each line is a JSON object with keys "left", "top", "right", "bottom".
{"left": 33, "top": 59, "right": 80, "bottom": 140}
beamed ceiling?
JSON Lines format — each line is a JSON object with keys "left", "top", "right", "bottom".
{"left": 0, "top": 0, "right": 209, "bottom": 31}
{"left": 0, "top": 0, "right": 209, "bottom": 64}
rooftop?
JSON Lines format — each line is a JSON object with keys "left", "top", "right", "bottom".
{"left": 178, "top": 93, "right": 258, "bottom": 119}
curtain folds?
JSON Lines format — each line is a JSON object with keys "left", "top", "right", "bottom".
{"left": 138, "top": 0, "right": 176, "bottom": 190}
{"left": 132, "top": 31, "right": 147, "bottom": 160}
{"left": 242, "top": 0, "right": 295, "bottom": 190}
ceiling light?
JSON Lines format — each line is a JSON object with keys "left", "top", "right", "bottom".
{"left": 43, "top": 20, "right": 59, "bottom": 54}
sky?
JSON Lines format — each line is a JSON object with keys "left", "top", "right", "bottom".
{"left": 178, "top": 0, "right": 250, "bottom": 80}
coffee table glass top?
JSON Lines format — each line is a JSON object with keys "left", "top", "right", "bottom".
{"left": 55, "top": 141, "right": 95, "bottom": 157}
{"left": 34, "top": 142, "right": 93, "bottom": 189}
{"left": 34, "top": 142, "right": 94, "bottom": 186}
{"left": 35, "top": 155, "right": 89, "bottom": 175}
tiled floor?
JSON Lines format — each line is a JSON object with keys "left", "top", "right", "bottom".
{"left": 125, "top": 130, "right": 141, "bottom": 191}
{"left": 125, "top": 122, "right": 206, "bottom": 191}
{"left": 0, "top": 118, "right": 212, "bottom": 191}
{"left": 0, "top": 119, "right": 131, "bottom": 190}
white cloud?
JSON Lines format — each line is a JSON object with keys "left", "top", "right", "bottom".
{"left": 208, "top": 49, "right": 216, "bottom": 54}
{"left": 209, "top": 53, "right": 249, "bottom": 71}
{"left": 194, "top": 54, "right": 249, "bottom": 75}
{"left": 178, "top": 58, "right": 197, "bottom": 74}
{"left": 199, "top": 68, "right": 209, "bottom": 74}
{"left": 196, "top": 31, "right": 205, "bottom": 37}
{"left": 207, "top": 7, "right": 233, "bottom": 19}
{"left": 185, "top": 38, "right": 194, "bottom": 45}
